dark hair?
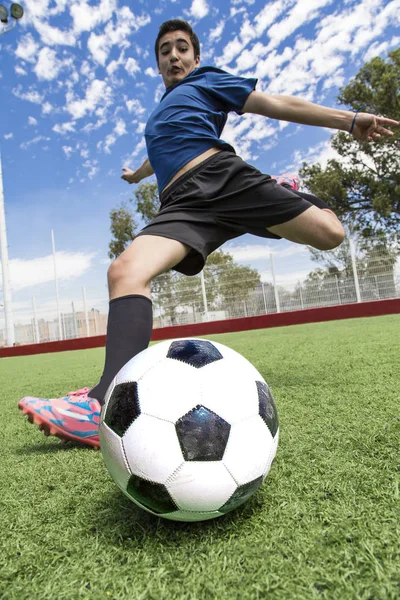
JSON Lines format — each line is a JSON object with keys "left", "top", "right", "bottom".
{"left": 155, "top": 19, "right": 200, "bottom": 65}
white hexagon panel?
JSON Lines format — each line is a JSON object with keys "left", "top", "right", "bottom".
{"left": 223, "top": 415, "right": 275, "bottom": 485}
{"left": 137, "top": 358, "right": 202, "bottom": 422}
{"left": 166, "top": 461, "right": 237, "bottom": 512}
{"left": 123, "top": 414, "right": 184, "bottom": 483}
{"left": 200, "top": 360, "right": 260, "bottom": 424}
{"left": 99, "top": 421, "right": 131, "bottom": 491}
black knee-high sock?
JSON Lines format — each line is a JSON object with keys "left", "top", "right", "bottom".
{"left": 281, "top": 184, "right": 330, "bottom": 210}
{"left": 89, "top": 294, "right": 153, "bottom": 404}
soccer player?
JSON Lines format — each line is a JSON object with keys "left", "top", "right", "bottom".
{"left": 18, "top": 20, "right": 399, "bottom": 448}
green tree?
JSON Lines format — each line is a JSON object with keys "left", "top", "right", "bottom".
{"left": 205, "top": 250, "right": 261, "bottom": 313}
{"left": 108, "top": 203, "right": 138, "bottom": 260}
{"left": 300, "top": 48, "right": 400, "bottom": 237}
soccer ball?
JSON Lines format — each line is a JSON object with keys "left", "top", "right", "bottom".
{"left": 99, "top": 338, "right": 279, "bottom": 522}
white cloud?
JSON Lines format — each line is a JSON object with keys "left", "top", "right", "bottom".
{"left": 208, "top": 21, "right": 225, "bottom": 42}
{"left": 65, "top": 79, "right": 112, "bottom": 120}
{"left": 114, "top": 119, "right": 127, "bottom": 137}
{"left": 5, "top": 251, "right": 97, "bottom": 292}
{"left": 4, "top": 133, "right": 13, "bottom": 140}
{"left": 259, "top": 268, "right": 313, "bottom": 288}
{"left": 70, "top": 0, "right": 117, "bottom": 34}
{"left": 87, "top": 6, "right": 150, "bottom": 66}
{"left": 82, "top": 159, "right": 99, "bottom": 179}
{"left": 15, "top": 34, "right": 39, "bottom": 63}
{"left": 14, "top": 65, "right": 28, "bottom": 76}
{"left": 225, "top": 243, "right": 308, "bottom": 263}
{"left": 28, "top": 117, "right": 38, "bottom": 126}
{"left": 145, "top": 66, "right": 158, "bottom": 78}
{"left": 42, "top": 102, "right": 53, "bottom": 115}
{"left": 20, "top": 136, "right": 51, "bottom": 150}
{"left": 12, "top": 86, "right": 43, "bottom": 105}
{"left": 125, "top": 57, "right": 140, "bottom": 77}
{"left": 99, "top": 119, "right": 127, "bottom": 153}
{"left": 53, "top": 121, "right": 76, "bottom": 135}
{"left": 188, "top": 0, "right": 209, "bottom": 19}
{"left": 62, "top": 145, "right": 74, "bottom": 158}
{"left": 126, "top": 98, "right": 145, "bottom": 114}
{"left": 34, "top": 47, "right": 63, "bottom": 81}
{"left": 364, "top": 35, "right": 400, "bottom": 62}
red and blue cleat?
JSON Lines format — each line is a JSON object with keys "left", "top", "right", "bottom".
{"left": 18, "top": 387, "right": 100, "bottom": 449}
{"left": 272, "top": 172, "right": 300, "bottom": 191}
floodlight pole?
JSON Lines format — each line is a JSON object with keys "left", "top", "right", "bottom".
{"left": 0, "top": 19, "right": 16, "bottom": 35}
{"left": 0, "top": 154, "right": 15, "bottom": 346}
{"left": 51, "top": 230, "right": 63, "bottom": 341}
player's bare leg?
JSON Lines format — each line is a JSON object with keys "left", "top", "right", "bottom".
{"left": 267, "top": 205, "right": 345, "bottom": 250}
{"left": 107, "top": 234, "right": 190, "bottom": 300}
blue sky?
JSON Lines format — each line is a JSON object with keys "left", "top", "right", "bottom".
{"left": 0, "top": 0, "right": 399, "bottom": 325}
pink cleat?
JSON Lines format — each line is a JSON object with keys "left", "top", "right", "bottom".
{"left": 18, "top": 387, "right": 100, "bottom": 449}
{"left": 272, "top": 173, "right": 301, "bottom": 191}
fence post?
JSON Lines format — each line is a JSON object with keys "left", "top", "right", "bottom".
{"left": 72, "top": 301, "right": 78, "bottom": 338}
{"left": 262, "top": 283, "right": 268, "bottom": 314}
{"left": 374, "top": 275, "right": 380, "bottom": 299}
{"left": 335, "top": 274, "right": 341, "bottom": 304}
{"left": 298, "top": 282, "right": 304, "bottom": 309}
{"left": 349, "top": 239, "right": 361, "bottom": 302}
{"left": 51, "top": 229, "right": 63, "bottom": 340}
{"left": 82, "top": 286, "right": 90, "bottom": 336}
{"left": 270, "top": 254, "right": 281, "bottom": 313}
{"left": 200, "top": 269, "right": 209, "bottom": 321}
{"left": 32, "top": 296, "right": 40, "bottom": 343}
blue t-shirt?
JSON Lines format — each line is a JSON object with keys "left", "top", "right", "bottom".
{"left": 145, "top": 66, "right": 257, "bottom": 192}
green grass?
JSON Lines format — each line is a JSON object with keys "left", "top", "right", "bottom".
{"left": 1, "top": 315, "right": 399, "bottom": 600}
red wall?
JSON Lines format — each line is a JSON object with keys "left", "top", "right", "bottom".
{"left": 1, "top": 298, "right": 399, "bottom": 359}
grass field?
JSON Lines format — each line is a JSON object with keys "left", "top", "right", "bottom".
{"left": 1, "top": 315, "right": 399, "bottom": 600}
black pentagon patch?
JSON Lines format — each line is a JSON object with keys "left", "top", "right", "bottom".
{"left": 256, "top": 381, "right": 279, "bottom": 437}
{"left": 104, "top": 382, "right": 140, "bottom": 437}
{"left": 126, "top": 474, "right": 177, "bottom": 514}
{"left": 176, "top": 405, "right": 230, "bottom": 461}
{"left": 220, "top": 475, "right": 264, "bottom": 514}
{"left": 167, "top": 339, "right": 223, "bottom": 368}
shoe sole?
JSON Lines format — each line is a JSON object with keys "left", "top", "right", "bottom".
{"left": 18, "top": 404, "right": 100, "bottom": 449}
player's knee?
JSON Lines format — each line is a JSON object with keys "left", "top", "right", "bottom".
{"left": 315, "top": 222, "right": 345, "bottom": 250}
{"left": 107, "top": 257, "right": 148, "bottom": 291}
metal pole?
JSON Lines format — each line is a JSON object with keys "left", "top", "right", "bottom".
{"left": 270, "top": 253, "right": 281, "bottom": 313}
{"left": 32, "top": 296, "right": 40, "bottom": 343}
{"left": 82, "top": 286, "right": 90, "bottom": 336}
{"left": 349, "top": 239, "right": 361, "bottom": 303}
{"left": 72, "top": 301, "right": 77, "bottom": 338}
{"left": 200, "top": 269, "right": 209, "bottom": 321}
{"left": 335, "top": 274, "right": 341, "bottom": 304}
{"left": 262, "top": 283, "right": 268, "bottom": 314}
{"left": 299, "top": 282, "right": 304, "bottom": 309}
{"left": 51, "top": 229, "right": 63, "bottom": 339}
{"left": 0, "top": 154, "right": 15, "bottom": 346}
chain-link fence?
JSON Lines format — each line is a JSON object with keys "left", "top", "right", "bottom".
{"left": 1, "top": 239, "right": 399, "bottom": 346}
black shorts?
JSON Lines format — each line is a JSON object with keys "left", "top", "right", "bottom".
{"left": 136, "top": 151, "right": 313, "bottom": 276}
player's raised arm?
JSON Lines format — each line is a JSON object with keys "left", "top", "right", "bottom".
{"left": 121, "top": 157, "right": 154, "bottom": 184}
{"left": 242, "top": 91, "right": 399, "bottom": 143}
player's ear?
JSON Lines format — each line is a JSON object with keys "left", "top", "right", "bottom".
{"left": 195, "top": 55, "right": 200, "bottom": 66}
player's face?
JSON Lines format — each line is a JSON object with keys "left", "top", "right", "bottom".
{"left": 157, "top": 30, "right": 200, "bottom": 88}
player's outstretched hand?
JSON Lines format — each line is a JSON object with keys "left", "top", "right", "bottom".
{"left": 121, "top": 167, "right": 141, "bottom": 184}
{"left": 351, "top": 113, "right": 399, "bottom": 143}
